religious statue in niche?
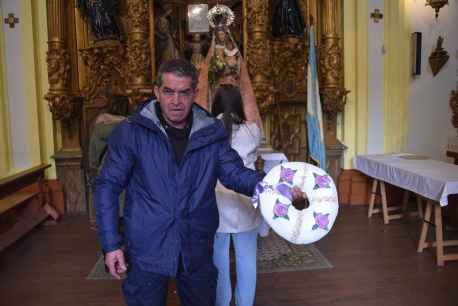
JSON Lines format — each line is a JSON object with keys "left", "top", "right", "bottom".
{"left": 271, "top": 0, "right": 305, "bottom": 38}
{"left": 429, "top": 36, "right": 449, "bottom": 77}
{"left": 77, "top": 0, "right": 121, "bottom": 40}
{"left": 195, "top": 4, "right": 261, "bottom": 126}
{"left": 155, "top": 4, "right": 180, "bottom": 68}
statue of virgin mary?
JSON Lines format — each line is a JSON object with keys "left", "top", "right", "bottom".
{"left": 195, "top": 5, "right": 261, "bottom": 128}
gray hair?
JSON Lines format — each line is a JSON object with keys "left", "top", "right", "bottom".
{"left": 155, "top": 59, "right": 198, "bottom": 90}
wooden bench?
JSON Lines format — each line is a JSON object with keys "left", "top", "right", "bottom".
{"left": 0, "top": 164, "right": 59, "bottom": 252}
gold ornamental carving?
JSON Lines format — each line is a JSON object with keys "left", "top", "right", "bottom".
{"left": 46, "top": 44, "right": 70, "bottom": 92}
{"left": 271, "top": 37, "right": 307, "bottom": 102}
{"left": 246, "top": 0, "right": 268, "bottom": 29}
{"left": 319, "top": 0, "right": 348, "bottom": 146}
{"left": 319, "top": 35, "right": 346, "bottom": 115}
{"left": 45, "top": 93, "right": 82, "bottom": 121}
{"left": 79, "top": 40, "right": 127, "bottom": 99}
{"left": 270, "top": 103, "right": 307, "bottom": 161}
{"left": 45, "top": 0, "right": 80, "bottom": 121}
{"left": 245, "top": 0, "right": 273, "bottom": 113}
{"left": 126, "top": 39, "right": 150, "bottom": 84}
{"left": 126, "top": 0, "right": 152, "bottom": 104}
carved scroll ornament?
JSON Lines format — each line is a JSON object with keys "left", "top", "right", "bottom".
{"left": 45, "top": 44, "right": 80, "bottom": 120}
{"left": 45, "top": 93, "right": 81, "bottom": 120}
{"left": 79, "top": 40, "right": 126, "bottom": 99}
{"left": 46, "top": 46, "right": 70, "bottom": 90}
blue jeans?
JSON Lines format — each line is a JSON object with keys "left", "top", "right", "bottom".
{"left": 213, "top": 228, "right": 258, "bottom": 306}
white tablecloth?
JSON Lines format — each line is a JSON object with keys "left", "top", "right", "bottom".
{"left": 354, "top": 154, "right": 458, "bottom": 206}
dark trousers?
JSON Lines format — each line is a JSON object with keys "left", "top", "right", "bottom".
{"left": 122, "top": 260, "right": 217, "bottom": 306}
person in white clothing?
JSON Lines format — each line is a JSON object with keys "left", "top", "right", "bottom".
{"left": 211, "top": 84, "right": 262, "bottom": 306}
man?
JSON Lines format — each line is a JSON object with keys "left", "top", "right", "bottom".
{"left": 95, "top": 59, "right": 302, "bottom": 306}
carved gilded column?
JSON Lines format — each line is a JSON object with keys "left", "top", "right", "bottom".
{"left": 245, "top": 0, "right": 273, "bottom": 114}
{"left": 45, "top": 0, "right": 80, "bottom": 122}
{"left": 45, "top": 0, "right": 85, "bottom": 214}
{"left": 320, "top": 0, "right": 347, "bottom": 179}
{"left": 148, "top": 0, "right": 156, "bottom": 79}
{"left": 245, "top": 0, "right": 274, "bottom": 144}
{"left": 126, "top": 0, "right": 153, "bottom": 105}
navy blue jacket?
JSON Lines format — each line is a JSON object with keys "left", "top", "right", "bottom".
{"left": 94, "top": 100, "right": 263, "bottom": 276}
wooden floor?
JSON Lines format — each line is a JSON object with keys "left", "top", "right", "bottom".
{"left": 1, "top": 206, "right": 458, "bottom": 306}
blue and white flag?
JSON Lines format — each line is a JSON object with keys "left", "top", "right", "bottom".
{"left": 306, "top": 26, "right": 326, "bottom": 169}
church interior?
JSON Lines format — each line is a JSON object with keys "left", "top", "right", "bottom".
{"left": 1, "top": 0, "right": 458, "bottom": 305}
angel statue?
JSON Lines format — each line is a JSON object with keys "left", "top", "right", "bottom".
{"left": 195, "top": 4, "right": 261, "bottom": 128}
{"left": 77, "top": 0, "right": 121, "bottom": 40}
{"left": 155, "top": 5, "right": 180, "bottom": 67}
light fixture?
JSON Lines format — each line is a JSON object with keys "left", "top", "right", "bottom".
{"left": 425, "top": 0, "right": 448, "bottom": 19}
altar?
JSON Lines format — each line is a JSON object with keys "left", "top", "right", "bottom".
{"left": 43, "top": 0, "right": 347, "bottom": 215}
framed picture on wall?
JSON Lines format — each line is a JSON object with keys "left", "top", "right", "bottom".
{"left": 411, "top": 32, "right": 422, "bottom": 76}
{"left": 187, "top": 4, "right": 209, "bottom": 33}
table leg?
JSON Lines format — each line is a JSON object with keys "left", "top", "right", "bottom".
{"left": 380, "top": 181, "right": 389, "bottom": 224}
{"left": 417, "top": 200, "right": 432, "bottom": 253}
{"left": 416, "top": 195, "right": 424, "bottom": 218}
{"left": 368, "top": 179, "right": 378, "bottom": 218}
{"left": 402, "top": 190, "right": 409, "bottom": 213}
{"left": 434, "top": 203, "right": 445, "bottom": 266}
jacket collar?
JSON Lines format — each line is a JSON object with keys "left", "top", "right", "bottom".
{"left": 129, "top": 99, "right": 228, "bottom": 149}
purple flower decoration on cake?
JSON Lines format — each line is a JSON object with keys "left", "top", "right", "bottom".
{"left": 313, "top": 173, "right": 331, "bottom": 190}
{"left": 312, "top": 212, "right": 330, "bottom": 231}
{"left": 273, "top": 199, "right": 290, "bottom": 220}
{"left": 279, "top": 166, "right": 297, "bottom": 185}
{"left": 275, "top": 183, "right": 292, "bottom": 201}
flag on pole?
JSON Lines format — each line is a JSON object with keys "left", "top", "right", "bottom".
{"left": 306, "top": 25, "right": 326, "bottom": 169}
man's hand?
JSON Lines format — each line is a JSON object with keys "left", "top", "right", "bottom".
{"left": 291, "top": 186, "right": 309, "bottom": 210}
{"left": 105, "top": 249, "right": 127, "bottom": 279}
{"left": 291, "top": 186, "right": 305, "bottom": 201}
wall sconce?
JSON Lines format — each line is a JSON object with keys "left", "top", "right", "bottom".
{"left": 425, "top": 0, "right": 448, "bottom": 19}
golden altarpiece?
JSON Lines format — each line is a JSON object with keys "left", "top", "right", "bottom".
{"left": 45, "top": 0, "right": 347, "bottom": 215}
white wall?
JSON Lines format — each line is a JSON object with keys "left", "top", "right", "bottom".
{"left": 407, "top": 0, "right": 458, "bottom": 161}
{"left": 367, "top": 0, "right": 385, "bottom": 154}
{"left": 1, "top": 0, "right": 30, "bottom": 169}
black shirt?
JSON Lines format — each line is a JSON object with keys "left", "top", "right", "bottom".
{"left": 155, "top": 103, "right": 193, "bottom": 164}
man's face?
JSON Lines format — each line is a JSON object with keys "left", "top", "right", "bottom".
{"left": 154, "top": 73, "right": 196, "bottom": 129}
